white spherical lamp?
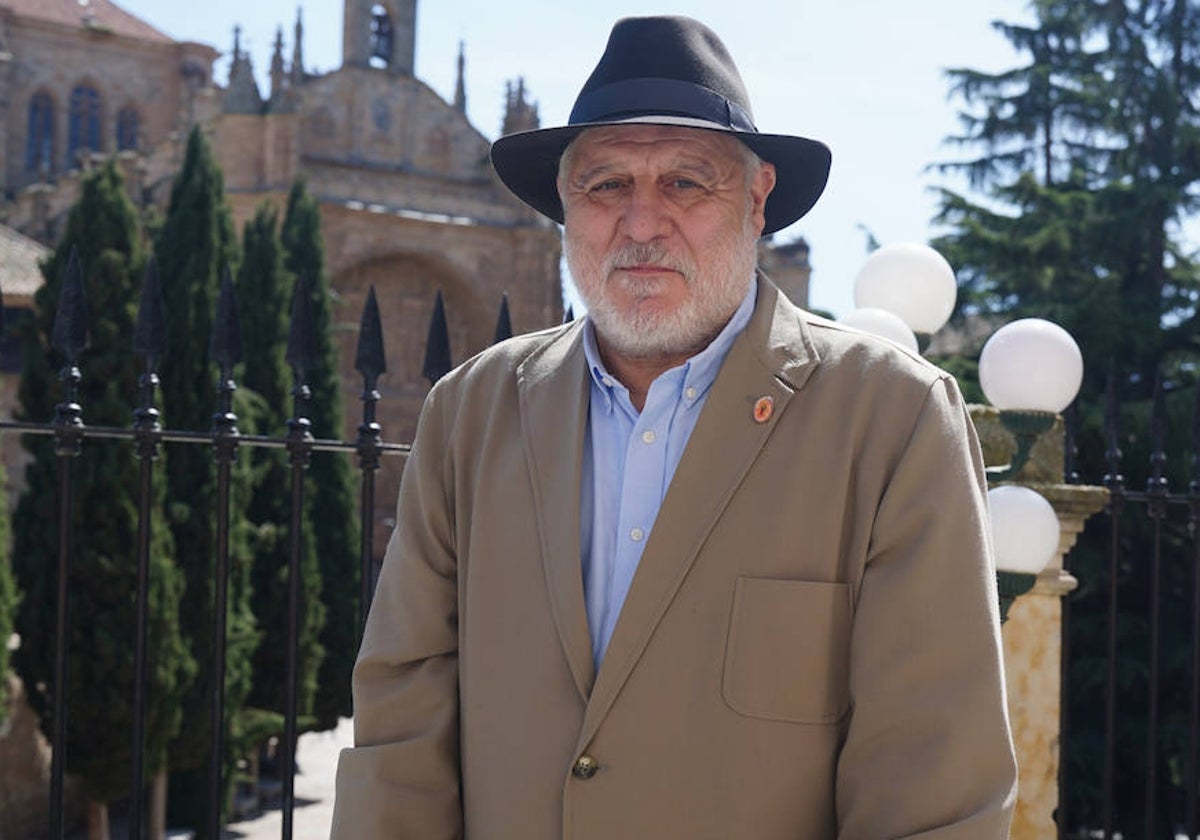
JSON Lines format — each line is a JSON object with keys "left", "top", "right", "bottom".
{"left": 979, "top": 318, "right": 1083, "bottom": 413}
{"left": 839, "top": 307, "right": 919, "bottom": 353}
{"left": 853, "top": 243, "right": 958, "bottom": 335}
{"left": 988, "top": 485, "right": 1060, "bottom": 574}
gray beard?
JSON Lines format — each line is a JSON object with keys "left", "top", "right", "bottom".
{"left": 566, "top": 231, "right": 758, "bottom": 361}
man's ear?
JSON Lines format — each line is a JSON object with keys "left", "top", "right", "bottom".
{"left": 749, "top": 162, "right": 777, "bottom": 235}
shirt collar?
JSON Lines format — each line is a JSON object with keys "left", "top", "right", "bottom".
{"left": 582, "top": 279, "right": 758, "bottom": 413}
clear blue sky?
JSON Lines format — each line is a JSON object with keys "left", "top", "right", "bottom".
{"left": 117, "top": 0, "right": 1032, "bottom": 317}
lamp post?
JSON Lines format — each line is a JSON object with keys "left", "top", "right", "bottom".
{"left": 979, "top": 318, "right": 1084, "bottom": 483}
{"left": 988, "top": 485, "right": 1063, "bottom": 622}
{"left": 843, "top": 243, "right": 1084, "bottom": 620}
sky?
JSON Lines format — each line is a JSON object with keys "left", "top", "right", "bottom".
{"left": 115, "top": 0, "right": 1034, "bottom": 318}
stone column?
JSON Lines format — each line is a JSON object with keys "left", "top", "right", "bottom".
{"left": 1003, "top": 484, "right": 1106, "bottom": 840}
{"left": 972, "top": 406, "right": 1107, "bottom": 840}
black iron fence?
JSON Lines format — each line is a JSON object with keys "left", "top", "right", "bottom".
{"left": 1060, "top": 372, "right": 1200, "bottom": 839}
{"left": 1, "top": 250, "right": 410, "bottom": 839}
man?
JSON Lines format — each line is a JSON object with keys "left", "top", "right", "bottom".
{"left": 333, "top": 15, "right": 1017, "bottom": 839}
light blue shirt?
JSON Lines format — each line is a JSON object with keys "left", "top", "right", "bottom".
{"left": 580, "top": 282, "right": 757, "bottom": 668}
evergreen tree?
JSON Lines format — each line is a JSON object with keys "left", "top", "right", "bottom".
{"left": 10, "top": 160, "right": 192, "bottom": 813}
{"left": 154, "top": 126, "right": 255, "bottom": 829}
{"left": 237, "top": 202, "right": 325, "bottom": 722}
{"left": 932, "top": 1, "right": 1200, "bottom": 832}
{"left": 281, "top": 179, "right": 359, "bottom": 729}
{"left": 934, "top": 0, "right": 1200, "bottom": 385}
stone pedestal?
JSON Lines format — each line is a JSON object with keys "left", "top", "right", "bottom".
{"left": 1002, "top": 485, "right": 1106, "bottom": 840}
{"left": 972, "top": 406, "right": 1107, "bottom": 839}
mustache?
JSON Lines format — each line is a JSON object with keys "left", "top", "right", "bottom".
{"left": 603, "top": 242, "right": 694, "bottom": 280}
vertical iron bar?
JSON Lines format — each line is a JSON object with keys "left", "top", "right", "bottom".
{"left": 282, "top": 402, "right": 311, "bottom": 840}
{"left": 1058, "top": 399, "right": 1078, "bottom": 840}
{"left": 1144, "top": 372, "right": 1168, "bottom": 840}
{"left": 129, "top": 257, "right": 166, "bottom": 840}
{"left": 129, "top": 358, "right": 160, "bottom": 840}
{"left": 1102, "top": 365, "right": 1124, "bottom": 840}
{"left": 48, "top": 247, "right": 87, "bottom": 840}
{"left": 49, "top": 444, "right": 76, "bottom": 840}
{"left": 355, "top": 287, "right": 387, "bottom": 635}
{"left": 1188, "top": 376, "right": 1200, "bottom": 840}
{"left": 208, "top": 268, "right": 242, "bottom": 840}
{"left": 282, "top": 274, "right": 317, "bottom": 840}
{"left": 208, "top": 417, "right": 235, "bottom": 840}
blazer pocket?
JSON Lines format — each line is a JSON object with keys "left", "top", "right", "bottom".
{"left": 721, "top": 577, "right": 852, "bottom": 724}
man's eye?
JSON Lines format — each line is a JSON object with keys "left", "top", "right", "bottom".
{"left": 669, "top": 178, "right": 701, "bottom": 190}
{"left": 589, "top": 179, "right": 624, "bottom": 193}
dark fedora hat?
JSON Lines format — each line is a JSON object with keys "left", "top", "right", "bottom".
{"left": 490, "top": 15, "right": 831, "bottom": 236}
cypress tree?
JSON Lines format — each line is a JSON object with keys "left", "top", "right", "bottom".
{"left": 237, "top": 202, "right": 325, "bottom": 722}
{"left": 154, "top": 126, "right": 255, "bottom": 828}
{"left": 281, "top": 179, "right": 359, "bottom": 729}
{"left": 10, "top": 160, "right": 192, "bottom": 813}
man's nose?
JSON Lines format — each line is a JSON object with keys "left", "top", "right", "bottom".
{"left": 620, "top": 183, "right": 670, "bottom": 242}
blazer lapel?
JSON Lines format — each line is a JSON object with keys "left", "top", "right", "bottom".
{"left": 578, "top": 279, "right": 819, "bottom": 745}
{"left": 517, "top": 324, "right": 596, "bottom": 701}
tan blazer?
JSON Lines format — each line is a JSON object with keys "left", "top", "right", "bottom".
{"left": 332, "top": 278, "right": 1017, "bottom": 839}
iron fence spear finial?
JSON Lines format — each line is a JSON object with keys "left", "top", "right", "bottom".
{"left": 211, "top": 265, "right": 243, "bottom": 376}
{"left": 493, "top": 292, "right": 513, "bottom": 345}
{"left": 422, "top": 289, "right": 451, "bottom": 386}
{"left": 52, "top": 245, "right": 89, "bottom": 363}
{"left": 134, "top": 255, "right": 167, "bottom": 364}
{"left": 286, "top": 273, "right": 317, "bottom": 383}
{"left": 355, "top": 285, "right": 386, "bottom": 390}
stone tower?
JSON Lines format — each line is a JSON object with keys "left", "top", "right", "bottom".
{"left": 344, "top": 0, "right": 417, "bottom": 75}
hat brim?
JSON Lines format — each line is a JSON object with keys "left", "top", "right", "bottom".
{"left": 490, "top": 122, "right": 831, "bottom": 236}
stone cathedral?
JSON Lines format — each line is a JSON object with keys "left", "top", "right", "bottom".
{"left": 0, "top": 0, "right": 812, "bottom": 548}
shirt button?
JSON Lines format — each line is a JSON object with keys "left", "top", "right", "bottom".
{"left": 641, "top": 430, "right": 656, "bottom": 444}
{"left": 573, "top": 755, "right": 599, "bottom": 779}
{"left": 684, "top": 386, "right": 697, "bottom": 400}
{"left": 630, "top": 527, "right": 644, "bottom": 542}
{"left": 602, "top": 375, "right": 615, "bottom": 387}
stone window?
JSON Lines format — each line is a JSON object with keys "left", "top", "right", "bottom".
{"left": 25, "top": 91, "right": 54, "bottom": 173}
{"left": 369, "top": 4, "right": 393, "bottom": 68}
{"left": 117, "top": 105, "right": 140, "bottom": 151}
{"left": 68, "top": 83, "right": 103, "bottom": 165}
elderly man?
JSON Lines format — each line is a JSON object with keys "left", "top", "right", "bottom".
{"left": 332, "top": 15, "right": 1017, "bottom": 839}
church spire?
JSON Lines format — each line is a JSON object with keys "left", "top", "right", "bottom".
{"left": 270, "top": 26, "right": 286, "bottom": 100}
{"left": 501, "top": 77, "right": 539, "bottom": 136}
{"left": 291, "top": 6, "right": 306, "bottom": 84}
{"left": 223, "top": 24, "right": 264, "bottom": 114}
{"left": 453, "top": 39, "right": 466, "bottom": 114}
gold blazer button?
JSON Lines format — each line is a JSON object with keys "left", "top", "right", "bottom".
{"left": 572, "top": 754, "right": 599, "bottom": 779}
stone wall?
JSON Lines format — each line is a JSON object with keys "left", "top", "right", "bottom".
{"left": 0, "top": 674, "right": 83, "bottom": 838}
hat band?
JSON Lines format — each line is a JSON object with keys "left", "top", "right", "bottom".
{"left": 569, "top": 78, "right": 758, "bottom": 133}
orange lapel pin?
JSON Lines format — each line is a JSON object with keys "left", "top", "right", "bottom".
{"left": 753, "top": 395, "right": 774, "bottom": 424}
